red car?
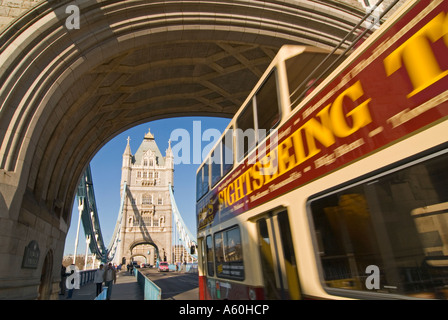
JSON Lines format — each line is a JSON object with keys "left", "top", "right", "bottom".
{"left": 158, "top": 262, "right": 169, "bottom": 272}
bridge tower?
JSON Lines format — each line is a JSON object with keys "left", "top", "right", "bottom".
{"left": 116, "top": 129, "right": 174, "bottom": 266}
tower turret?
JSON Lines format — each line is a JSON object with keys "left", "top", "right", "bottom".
{"left": 165, "top": 139, "right": 174, "bottom": 186}
{"left": 121, "top": 136, "right": 132, "bottom": 186}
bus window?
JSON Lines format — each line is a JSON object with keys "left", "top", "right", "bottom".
{"left": 206, "top": 235, "right": 214, "bottom": 277}
{"left": 236, "top": 102, "right": 256, "bottom": 161}
{"left": 256, "top": 210, "right": 301, "bottom": 300}
{"left": 203, "top": 162, "right": 209, "bottom": 196}
{"left": 236, "top": 70, "right": 280, "bottom": 162}
{"left": 214, "top": 226, "right": 244, "bottom": 280}
{"left": 255, "top": 70, "right": 280, "bottom": 133}
{"left": 211, "top": 128, "right": 234, "bottom": 187}
{"left": 211, "top": 143, "right": 222, "bottom": 186}
{"left": 257, "top": 218, "right": 278, "bottom": 299}
{"left": 196, "top": 162, "right": 210, "bottom": 200}
{"left": 309, "top": 150, "right": 448, "bottom": 299}
{"left": 196, "top": 168, "right": 202, "bottom": 201}
{"left": 222, "top": 127, "right": 234, "bottom": 177}
{"left": 285, "top": 52, "right": 340, "bottom": 108}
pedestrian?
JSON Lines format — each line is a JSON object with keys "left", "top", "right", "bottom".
{"left": 59, "top": 265, "right": 67, "bottom": 295}
{"left": 94, "top": 264, "right": 105, "bottom": 297}
{"left": 103, "top": 263, "right": 116, "bottom": 300}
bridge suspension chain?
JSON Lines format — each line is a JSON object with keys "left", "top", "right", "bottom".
{"left": 105, "top": 180, "right": 127, "bottom": 262}
{"left": 76, "top": 165, "right": 127, "bottom": 263}
{"left": 169, "top": 183, "right": 197, "bottom": 261}
{"left": 76, "top": 165, "right": 107, "bottom": 262}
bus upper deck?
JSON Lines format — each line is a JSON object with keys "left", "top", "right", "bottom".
{"left": 196, "top": 0, "right": 448, "bottom": 300}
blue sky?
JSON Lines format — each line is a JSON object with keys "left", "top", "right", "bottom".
{"left": 64, "top": 116, "right": 230, "bottom": 256}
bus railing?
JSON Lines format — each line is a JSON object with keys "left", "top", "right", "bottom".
{"left": 135, "top": 269, "right": 162, "bottom": 300}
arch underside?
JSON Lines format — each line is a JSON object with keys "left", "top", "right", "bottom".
{"left": 130, "top": 240, "right": 159, "bottom": 254}
{"left": 129, "top": 239, "right": 164, "bottom": 262}
{"left": 0, "top": 0, "right": 385, "bottom": 225}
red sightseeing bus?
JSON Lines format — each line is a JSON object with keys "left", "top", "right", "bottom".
{"left": 196, "top": 0, "right": 448, "bottom": 299}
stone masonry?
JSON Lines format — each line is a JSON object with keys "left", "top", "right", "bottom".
{"left": 116, "top": 129, "right": 174, "bottom": 266}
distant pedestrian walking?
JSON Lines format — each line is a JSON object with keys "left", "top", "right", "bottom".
{"left": 59, "top": 265, "right": 67, "bottom": 295}
{"left": 103, "top": 263, "right": 116, "bottom": 300}
{"left": 94, "top": 264, "right": 105, "bottom": 297}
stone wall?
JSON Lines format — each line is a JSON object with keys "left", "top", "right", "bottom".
{"left": 0, "top": 0, "right": 41, "bottom": 31}
{"left": 0, "top": 0, "right": 407, "bottom": 34}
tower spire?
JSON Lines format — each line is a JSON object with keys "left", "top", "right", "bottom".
{"left": 124, "top": 136, "right": 132, "bottom": 155}
{"left": 144, "top": 128, "right": 154, "bottom": 140}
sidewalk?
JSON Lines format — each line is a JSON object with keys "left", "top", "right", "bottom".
{"left": 109, "top": 271, "right": 144, "bottom": 300}
{"left": 59, "top": 271, "right": 143, "bottom": 300}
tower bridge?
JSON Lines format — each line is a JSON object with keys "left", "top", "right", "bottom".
{"left": 0, "top": 0, "right": 406, "bottom": 299}
{"left": 74, "top": 129, "right": 196, "bottom": 268}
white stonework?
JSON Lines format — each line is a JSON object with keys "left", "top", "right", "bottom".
{"left": 116, "top": 129, "right": 174, "bottom": 266}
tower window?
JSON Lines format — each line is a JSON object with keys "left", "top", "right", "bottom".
{"left": 142, "top": 194, "right": 152, "bottom": 205}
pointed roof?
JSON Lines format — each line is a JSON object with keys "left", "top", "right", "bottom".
{"left": 166, "top": 139, "right": 173, "bottom": 157}
{"left": 123, "top": 136, "right": 132, "bottom": 155}
{"left": 134, "top": 128, "right": 165, "bottom": 166}
{"left": 144, "top": 128, "right": 154, "bottom": 140}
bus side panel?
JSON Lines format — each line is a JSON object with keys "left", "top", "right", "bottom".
{"left": 199, "top": 275, "right": 210, "bottom": 300}
{"left": 201, "top": 277, "right": 265, "bottom": 300}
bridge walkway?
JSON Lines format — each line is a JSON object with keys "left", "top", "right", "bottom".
{"left": 59, "top": 270, "right": 143, "bottom": 300}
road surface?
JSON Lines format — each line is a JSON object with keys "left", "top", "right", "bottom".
{"left": 140, "top": 268, "right": 199, "bottom": 300}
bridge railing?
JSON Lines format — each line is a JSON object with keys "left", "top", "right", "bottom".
{"left": 94, "top": 287, "right": 108, "bottom": 300}
{"left": 169, "top": 263, "right": 198, "bottom": 272}
{"left": 135, "top": 269, "right": 161, "bottom": 300}
{"left": 79, "top": 269, "right": 96, "bottom": 286}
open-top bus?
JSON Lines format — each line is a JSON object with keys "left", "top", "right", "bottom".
{"left": 196, "top": 0, "right": 448, "bottom": 299}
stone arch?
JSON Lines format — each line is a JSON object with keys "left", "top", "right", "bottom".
{"left": 130, "top": 254, "right": 147, "bottom": 265}
{"left": 0, "top": 0, "right": 405, "bottom": 299}
{"left": 129, "top": 239, "right": 159, "bottom": 252}
{"left": 0, "top": 1, "right": 366, "bottom": 225}
{"left": 38, "top": 249, "right": 54, "bottom": 300}
{"left": 129, "top": 239, "right": 161, "bottom": 264}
